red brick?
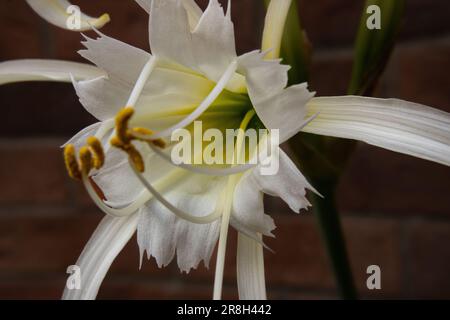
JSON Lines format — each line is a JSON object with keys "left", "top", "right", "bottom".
{"left": 0, "top": 211, "right": 101, "bottom": 273}
{"left": 0, "top": 277, "right": 66, "bottom": 299}
{"left": 0, "top": 210, "right": 175, "bottom": 275}
{"left": 338, "top": 143, "right": 450, "bottom": 216}
{"left": 344, "top": 217, "right": 402, "bottom": 297}
{"left": 180, "top": 212, "right": 403, "bottom": 297}
{"left": 309, "top": 50, "right": 353, "bottom": 96}
{"left": 0, "top": 83, "right": 96, "bottom": 137}
{"left": 0, "top": 140, "right": 70, "bottom": 205}
{"left": 407, "top": 220, "right": 450, "bottom": 298}
{"left": 0, "top": 0, "right": 44, "bottom": 60}
{"left": 394, "top": 39, "right": 450, "bottom": 111}
{"left": 297, "top": 0, "right": 363, "bottom": 49}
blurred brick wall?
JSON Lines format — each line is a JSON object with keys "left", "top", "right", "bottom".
{"left": 0, "top": 0, "right": 449, "bottom": 299}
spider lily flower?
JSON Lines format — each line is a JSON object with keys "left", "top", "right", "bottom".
{"left": 26, "top": 0, "right": 110, "bottom": 31}
{"left": 0, "top": 0, "right": 449, "bottom": 301}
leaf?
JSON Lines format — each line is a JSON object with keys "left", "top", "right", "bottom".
{"left": 348, "top": 0, "right": 405, "bottom": 95}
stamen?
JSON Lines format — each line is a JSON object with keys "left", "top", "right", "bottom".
{"left": 64, "top": 136, "right": 107, "bottom": 180}
{"left": 115, "top": 107, "right": 134, "bottom": 144}
{"left": 79, "top": 146, "right": 93, "bottom": 175}
{"left": 130, "top": 127, "right": 166, "bottom": 149}
{"left": 64, "top": 144, "right": 82, "bottom": 181}
{"left": 87, "top": 137, "right": 105, "bottom": 169}
{"left": 111, "top": 108, "right": 167, "bottom": 172}
{"left": 213, "top": 110, "right": 254, "bottom": 300}
{"left": 126, "top": 56, "right": 157, "bottom": 107}
{"left": 110, "top": 136, "right": 145, "bottom": 173}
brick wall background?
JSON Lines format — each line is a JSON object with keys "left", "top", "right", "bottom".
{"left": 0, "top": 0, "right": 449, "bottom": 299}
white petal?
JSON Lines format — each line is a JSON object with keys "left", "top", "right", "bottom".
{"left": 76, "top": 32, "right": 214, "bottom": 121}
{"left": 62, "top": 122, "right": 102, "bottom": 149}
{"left": 149, "top": 0, "right": 196, "bottom": 70}
{"left": 192, "top": 0, "right": 237, "bottom": 82}
{"left": 253, "top": 148, "right": 316, "bottom": 213}
{"left": 93, "top": 145, "right": 174, "bottom": 208}
{"left": 237, "top": 233, "right": 267, "bottom": 300}
{"left": 26, "top": 0, "right": 110, "bottom": 31}
{"left": 137, "top": 174, "right": 224, "bottom": 272}
{"left": 304, "top": 96, "right": 450, "bottom": 167}
{"left": 237, "top": 50, "right": 289, "bottom": 103}
{"left": 136, "top": 0, "right": 202, "bottom": 29}
{"left": 135, "top": 0, "right": 151, "bottom": 12}
{"left": 0, "top": 60, "right": 104, "bottom": 85}
{"left": 79, "top": 32, "right": 152, "bottom": 86}
{"left": 92, "top": 150, "right": 143, "bottom": 208}
{"left": 238, "top": 52, "right": 315, "bottom": 142}
{"left": 254, "top": 83, "right": 315, "bottom": 143}
{"left": 62, "top": 214, "right": 138, "bottom": 300}
{"left": 231, "top": 174, "right": 275, "bottom": 237}
{"left": 72, "top": 76, "right": 128, "bottom": 121}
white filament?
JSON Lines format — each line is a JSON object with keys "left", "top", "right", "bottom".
{"left": 131, "top": 60, "right": 238, "bottom": 140}
{"left": 129, "top": 162, "right": 223, "bottom": 224}
{"left": 82, "top": 175, "right": 150, "bottom": 217}
{"left": 126, "top": 55, "right": 157, "bottom": 107}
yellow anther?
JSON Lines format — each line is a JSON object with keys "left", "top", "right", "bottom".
{"left": 87, "top": 136, "right": 105, "bottom": 169}
{"left": 111, "top": 136, "right": 145, "bottom": 172}
{"left": 131, "top": 127, "right": 153, "bottom": 135}
{"left": 112, "top": 107, "right": 168, "bottom": 172}
{"left": 79, "top": 146, "right": 93, "bottom": 175}
{"left": 64, "top": 144, "right": 82, "bottom": 181}
{"left": 131, "top": 127, "right": 167, "bottom": 149}
{"left": 116, "top": 107, "right": 135, "bottom": 144}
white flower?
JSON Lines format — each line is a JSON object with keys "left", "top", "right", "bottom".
{"left": 1, "top": 0, "right": 449, "bottom": 301}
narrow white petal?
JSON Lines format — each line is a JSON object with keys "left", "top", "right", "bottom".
{"left": 62, "top": 214, "right": 138, "bottom": 300}
{"left": 304, "top": 96, "right": 450, "bottom": 167}
{"left": 0, "top": 60, "right": 104, "bottom": 85}
{"left": 237, "top": 233, "right": 267, "bottom": 300}
{"left": 261, "top": 0, "right": 292, "bottom": 59}
{"left": 26, "top": 0, "right": 110, "bottom": 31}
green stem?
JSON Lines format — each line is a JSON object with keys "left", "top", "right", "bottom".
{"left": 311, "top": 181, "right": 357, "bottom": 299}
